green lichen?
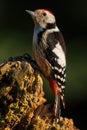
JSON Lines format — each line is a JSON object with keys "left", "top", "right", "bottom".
{"left": 0, "top": 54, "right": 79, "bottom": 130}
{"left": 0, "top": 57, "right": 45, "bottom": 129}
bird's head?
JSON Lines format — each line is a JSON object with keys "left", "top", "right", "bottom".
{"left": 26, "top": 9, "right": 56, "bottom": 29}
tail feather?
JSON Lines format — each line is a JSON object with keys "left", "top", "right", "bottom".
{"left": 60, "top": 92, "right": 65, "bottom": 109}
{"left": 54, "top": 93, "right": 61, "bottom": 123}
{"left": 54, "top": 92, "right": 65, "bottom": 123}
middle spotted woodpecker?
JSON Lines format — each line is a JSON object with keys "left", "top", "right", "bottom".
{"left": 26, "top": 9, "right": 66, "bottom": 123}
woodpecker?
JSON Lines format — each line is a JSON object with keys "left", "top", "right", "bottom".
{"left": 26, "top": 9, "right": 66, "bottom": 123}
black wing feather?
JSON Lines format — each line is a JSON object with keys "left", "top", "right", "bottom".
{"left": 45, "top": 31, "right": 66, "bottom": 87}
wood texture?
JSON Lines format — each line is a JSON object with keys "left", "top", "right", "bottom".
{"left": 0, "top": 54, "right": 79, "bottom": 130}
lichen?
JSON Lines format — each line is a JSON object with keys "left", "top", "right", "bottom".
{"left": 0, "top": 54, "right": 79, "bottom": 130}
{"left": 0, "top": 55, "right": 46, "bottom": 129}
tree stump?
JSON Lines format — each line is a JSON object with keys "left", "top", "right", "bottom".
{"left": 0, "top": 54, "right": 79, "bottom": 130}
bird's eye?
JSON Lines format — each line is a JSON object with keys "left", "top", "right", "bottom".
{"left": 42, "top": 12, "right": 46, "bottom": 16}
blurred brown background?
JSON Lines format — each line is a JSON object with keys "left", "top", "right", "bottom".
{"left": 0, "top": 0, "right": 87, "bottom": 129}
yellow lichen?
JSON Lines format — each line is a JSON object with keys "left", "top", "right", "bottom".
{"left": 0, "top": 54, "right": 79, "bottom": 130}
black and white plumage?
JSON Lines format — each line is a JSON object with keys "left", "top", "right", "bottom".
{"left": 26, "top": 9, "right": 66, "bottom": 123}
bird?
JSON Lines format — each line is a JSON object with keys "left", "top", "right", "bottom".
{"left": 26, "top": 9, "right": 66, "bottom": 123}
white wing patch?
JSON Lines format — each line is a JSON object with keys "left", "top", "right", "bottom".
{"left": 52, "top": 42, "right": 66, "bottom": 67}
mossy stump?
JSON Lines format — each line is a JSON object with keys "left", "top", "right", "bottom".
{"left": 0, "top": 54, "right": 79, "bottom": 130}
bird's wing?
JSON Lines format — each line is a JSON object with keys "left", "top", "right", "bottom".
{"left": 45, "top": 31, "right": 66, "bottom": 108}
{"left": 45, "top": 31, "right": 66, "bottom": 87}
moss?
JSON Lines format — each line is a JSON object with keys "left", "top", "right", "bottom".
{"left": 0, "top": 54, "right": 46, "bottom": 129}
{"left": 0, "top": 54, "right": 79, "bottom": 130}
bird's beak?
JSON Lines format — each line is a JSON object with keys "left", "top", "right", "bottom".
{"left": 25, "top": 10, "right": 35, "bottom": 18}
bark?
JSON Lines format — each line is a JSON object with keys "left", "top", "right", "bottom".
{"left": 0, "top": 54, "right": 79, "bottom": 130}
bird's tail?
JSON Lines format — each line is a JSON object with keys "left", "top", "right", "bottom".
{"left": 54, "top": 91, "right": 65, "bottom": 123}
{"left": 54, "top": 93, "right": 61, "bottom": 123}
{"left": 60, "top": 90, "right": 65, "bottom": 109}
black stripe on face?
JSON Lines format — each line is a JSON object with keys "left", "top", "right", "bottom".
{"left": 46, "top": 22, "right": 56, "bottom": 29}
{"left": 37, "top": 22, "right": 56, "bottom": 42}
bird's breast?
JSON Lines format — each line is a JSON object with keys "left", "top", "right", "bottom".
{"left": 33, "top": 42, "right": 52, "bottom": 78}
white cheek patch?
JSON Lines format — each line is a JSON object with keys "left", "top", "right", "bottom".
{"left": 52, "top": 42, "right": 66, "bottom": 67}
